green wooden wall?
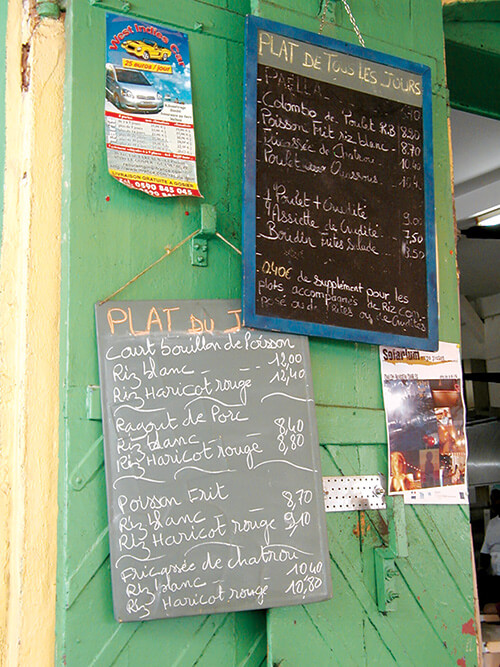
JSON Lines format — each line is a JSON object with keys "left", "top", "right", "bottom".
{"left": 56, "top": 0, "right": 476, "bottom": 665}
{"left": 444, "top": 0, "right": 500, "bottom": 119}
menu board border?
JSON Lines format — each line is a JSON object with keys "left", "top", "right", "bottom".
{"left": 242, "top": 15, "right": 438, "bottom": 351}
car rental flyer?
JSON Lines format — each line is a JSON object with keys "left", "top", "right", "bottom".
{"left": 380, "top": 342, "right": 468, "bottom": 504}
{"left": 105, "top": 13, "right": 202, "bottom": 198}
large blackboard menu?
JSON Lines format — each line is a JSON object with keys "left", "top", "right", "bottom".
{"left": 243, "top": 16, "right": 438, "bottom": 351}
{"left": 95, "top": 299, "right": 331, "bottom": 621}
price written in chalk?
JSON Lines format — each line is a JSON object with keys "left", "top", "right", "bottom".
{"left": 243, "top": 18, "right": 437, "bottom": 349}
{"left": 95, "top": 299, "right": 332, "bottom": 621}
{"left": 269, "top": 351, "right": 306, "bottom": 385}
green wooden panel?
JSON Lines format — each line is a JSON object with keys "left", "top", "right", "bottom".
{"left": 56, "top": 1, "right": 261, "bottom": 664}
{"left": 444, "top": 3, "right": 500, "bottom": 118}
{"left": 443, "top": 1, "right": 500, "bottom": 23}
{"left": 57, "top": 0, "right": 476, "bottom": 665}
{"left": 262, "top": 0, "right": 476, "bottom": 664}
{"left": 269, "top": 445, "right": 476, "bottom": 665}
{"left": 316, "top": 405, "right": 386, "bottom": 445}
{"left": 310, "top": 340, "right": 383, "bottom": 410}
{"left": 445, "top": 22, "right": 500, "bottom": 54}
{"left": 445, "top": 39, "right": 500, "bottom": 120}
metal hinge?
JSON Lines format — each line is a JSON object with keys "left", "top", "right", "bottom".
{"left": 322, "top": 475, "right": 386, "bottom": 512}
{"left": 191, "top": 204, "right": 217, "bottom": 267}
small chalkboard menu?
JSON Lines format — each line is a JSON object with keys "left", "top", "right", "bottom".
{"left": 95, "top": 299, "right": 331, "bottom": 621}
{"left": 243, "top": 16, "right": 437, "bottom": 350}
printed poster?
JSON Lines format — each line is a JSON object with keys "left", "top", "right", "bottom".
{"left": 380, "top": 342, "right": 468, "bottom": 504}
{"left": 105, "top": 13, "right": 201, "bottom": 197}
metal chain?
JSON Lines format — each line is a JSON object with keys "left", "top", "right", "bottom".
{"left": 319, "top": 0, "right": 365, "bottom": 47}
{"left": 318, "top": 0, "right": 330, "bottom": 34}
{"left": 341, "top": 0, "right": 365, "bottom": 47}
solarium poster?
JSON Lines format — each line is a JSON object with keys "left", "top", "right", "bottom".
{"left": 105, "top": 13, "right": 201, "bottom": 197}
{"left": 380, "top": 342, "right": 468, "bottom": 504}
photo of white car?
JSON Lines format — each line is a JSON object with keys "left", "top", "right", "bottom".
{"left": 105, "top": 65, "right": 163, "bottom": 114}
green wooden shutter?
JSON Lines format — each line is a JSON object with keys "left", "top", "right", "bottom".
{"left": 57, "top": 1, "right": 266, "bottom": 664}
{"left": 257, "top": 0, "right": 477, "bottom": 664}
{"left": 57, "top": 0, "right": 477, "bottom": 665}
{"left": 269, "top": 446, "right": 476, "bottom": 665}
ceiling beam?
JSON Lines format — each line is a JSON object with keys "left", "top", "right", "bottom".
{"left": 444, "top": 1, "right": 500, "bottom": 23}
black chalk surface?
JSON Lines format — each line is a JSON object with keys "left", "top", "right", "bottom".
{"left": 243, "top": 17, "right": 437, "bottom": 350}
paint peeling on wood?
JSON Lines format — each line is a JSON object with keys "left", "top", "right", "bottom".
{"left": 21, "top": 42, "right": 31, "bottom": 91}
{"left": 461, "top": 618, "right": 475, "bottom": 636}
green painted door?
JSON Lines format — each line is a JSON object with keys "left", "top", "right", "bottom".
{"left": 56, "top": 0, "right": 476, "bottom": 665}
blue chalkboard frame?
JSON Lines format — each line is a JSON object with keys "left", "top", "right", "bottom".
{"left": 242, "top": 15, "right": 438, "bottom": 351}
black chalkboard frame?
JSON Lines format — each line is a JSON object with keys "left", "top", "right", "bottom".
{"left": 242, "top": 15, "right": 438, "bottom": 351}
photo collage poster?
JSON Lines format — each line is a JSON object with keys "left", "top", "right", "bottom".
{"left": 380, "top": 342, "right": 468, "bottom": 504}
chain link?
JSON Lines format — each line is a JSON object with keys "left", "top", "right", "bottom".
{"left": 319, "top": 0, "right": 365, "bottom": 47}
{"left": 318, "top": 0, "right": 330, "bottom": 34}
{"left": 341, "top": 0, "right": 365, "bottom": 47}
